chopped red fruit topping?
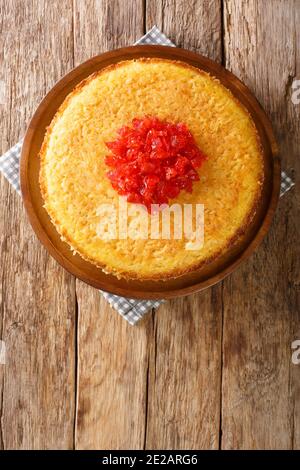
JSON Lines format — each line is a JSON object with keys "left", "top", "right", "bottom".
{"left": 105, "top": 116, "right": 207, "bottom": 212}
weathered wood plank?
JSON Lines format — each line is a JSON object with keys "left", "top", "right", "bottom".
{"left": 73, "top": 0, "right": 148, "bottom": 450}
{"left": 221, "top": 0, "right": 300, "bottom": 449}
{"left": 144, "top": 0, "right": 223, "bottom": 450}
{"left": 73, "top": 0, "right": 145, "bottom": 65}
{"left": 145, "top": 293, "right": 223, "bottom": 450}
{"left": 0, "top": 0, "right": 76, "bottom": 449}
{"left": 146, "top": 0, "right": 222, "bottom": 61}
{"left": 75, "top": 284, "right": 151, "bottom": 450}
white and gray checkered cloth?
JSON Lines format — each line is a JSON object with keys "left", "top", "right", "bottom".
{"left": 0, "top": 26, "right": 295, "bottom": 325}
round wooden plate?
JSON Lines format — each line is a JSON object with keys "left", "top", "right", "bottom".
{"left": 20, "top": 45, "right": 281, "bottom": 299}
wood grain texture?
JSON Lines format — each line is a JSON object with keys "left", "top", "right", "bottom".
{"left": 73, "top": 0, "right": 149, "bottom": 450}
{"left": 145, "top": 294, "right": 223, "bottom": 449}
{"left": 73, "top": 0, "right": 145, "bottom": 65}
{"left": 75, "top": 283, "right": 151, "bottom": 449}
{"left": 221, "top": 0, "right": 300, "bottom": 449}
{"left": 0, "top": 0, "right": 76, "bottom": 449}
{"left": 144, "top": 0, "right": 224, "bottom": 449}
{"left": 146, "top": 0, "right": 222, "bottom": 61}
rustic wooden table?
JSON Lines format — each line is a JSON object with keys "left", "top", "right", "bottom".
{"left": 0, "top": 0, "right": 299, "bottom": 450}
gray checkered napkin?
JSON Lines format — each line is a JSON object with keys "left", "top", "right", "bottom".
{"left": 0, "top": 26, "right": 295, "bottom": 325}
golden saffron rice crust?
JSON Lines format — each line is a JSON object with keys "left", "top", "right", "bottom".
{"left": 39, "top": 59, "right": 264, "bottom": 280}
